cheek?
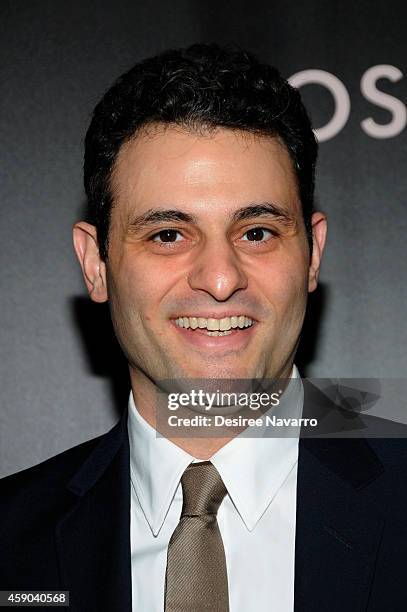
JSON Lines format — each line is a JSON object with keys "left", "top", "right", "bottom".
{"left": 252, "top": 254, "right": 308, "bottom": 322}
{"left": 109, "top": 256, "right": 175, "bottom": 325}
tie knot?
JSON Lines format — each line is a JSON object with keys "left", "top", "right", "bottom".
{"left": 181, "top": 461, "right": 227, "bottom": 517}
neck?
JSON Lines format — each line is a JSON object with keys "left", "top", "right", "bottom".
{"left": 129, "top": 362, "right": 294, "bottom": 460}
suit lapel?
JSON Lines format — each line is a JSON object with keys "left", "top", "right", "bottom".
{"left": 294, "top": 434, "right": 385, "bottom": 612}
{"left": 55, "top": 410, "right": 132, "bottom": 612}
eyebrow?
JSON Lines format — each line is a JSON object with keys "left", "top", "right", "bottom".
{"left": 231, "top": 202, "right": 294, "bottom": 225}
{"left": 128, "top": 209, "right": 195, "bottom": 231}
{"left": 128, "top": 202, "right": 294, "bottom": 231}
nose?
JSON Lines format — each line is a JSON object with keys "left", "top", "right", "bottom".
{"left": 187, "top": 238, "right": 248, "bottom": 301}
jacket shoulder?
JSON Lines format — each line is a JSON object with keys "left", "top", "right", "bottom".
{"left": 368, "top": 436, "right": 407, "bottom": 474}
{"left": 0, "top": 417, "right": 125, "bottom": 588}
{"left": 0, "top": 431, "right": 106, "bottom": 510}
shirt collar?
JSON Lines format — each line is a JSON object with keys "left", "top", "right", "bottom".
{"left": 211, "top": 366, "right": 303, "bottom": 530}
{"left": 128, "top": 392, "right": 194, "bottom": 536}
{"left": 128, "top": 366, "right": 303, "bottom": 535}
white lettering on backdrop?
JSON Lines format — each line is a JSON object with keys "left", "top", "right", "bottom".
{"left": 289, "top": 65, "right": 406, "bottom": 141}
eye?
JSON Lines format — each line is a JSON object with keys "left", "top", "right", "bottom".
{"left": 241, "top": 227, "right": 274, "bottom": 242}
{"left": 151, "top": 229, "right": 183, "bottom": 243}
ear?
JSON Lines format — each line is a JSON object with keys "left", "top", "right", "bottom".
{"left": 72, "top": 222, "right": 108, "bottom": 302}
{"left": 308, "top": 211, "right": 328, "bottom": 292}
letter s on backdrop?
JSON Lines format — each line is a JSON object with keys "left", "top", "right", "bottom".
{"left": 360, "top": 65, "right": 406, "bottom": 139}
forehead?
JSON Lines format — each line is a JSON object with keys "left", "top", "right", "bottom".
{"left": 110, "top": 124, "right": 300, "bottom": 219}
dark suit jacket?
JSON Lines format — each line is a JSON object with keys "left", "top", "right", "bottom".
{"left": 1, "top": 384, "right": 407, "bottom": 611}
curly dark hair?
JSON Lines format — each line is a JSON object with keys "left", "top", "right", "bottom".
{"left": 84, "top": 43, "right": 317, "bottom": 260}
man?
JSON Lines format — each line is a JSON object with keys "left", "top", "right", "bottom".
{"left": 0, "top": 44, "right": 406, "bottom": 612}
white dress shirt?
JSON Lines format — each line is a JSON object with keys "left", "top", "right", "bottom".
{"left": 128, "top": 367, "right": 303, "bottom": 611}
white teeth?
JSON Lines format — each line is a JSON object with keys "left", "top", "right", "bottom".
{"left": 219, "top": 317, "right": 231, "bottom": 331}
{"left": 207, "top": 318, "right": 220, "bottom": 331}
{"left": 174, "top": 315, "right": 254, "bottom": 332}
{"left": 207, "top": 330, "right": 233, "bottom": 336}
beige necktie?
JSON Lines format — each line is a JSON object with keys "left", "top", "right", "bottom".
{"left": 164, "top": 461, "right": 230, "bottom": 612}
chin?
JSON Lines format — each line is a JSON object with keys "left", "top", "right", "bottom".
{"left": 185, "top": 363, "right": 255, "bottom": 380}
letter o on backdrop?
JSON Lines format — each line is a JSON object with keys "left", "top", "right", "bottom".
{"left": 289, "top": 69, "right": 351, "bottom": 142}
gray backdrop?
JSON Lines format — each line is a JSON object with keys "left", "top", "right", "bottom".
{"left": 1, "top": 0, "right": 406, "bottom": 478}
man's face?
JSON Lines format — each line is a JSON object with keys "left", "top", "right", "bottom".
{"left": 76, "top": 125, "right": 326, "bottom": 383}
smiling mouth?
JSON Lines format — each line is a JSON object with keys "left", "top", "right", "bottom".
{"left": 173, "top": 315, "right": 255, "bottom": 336}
